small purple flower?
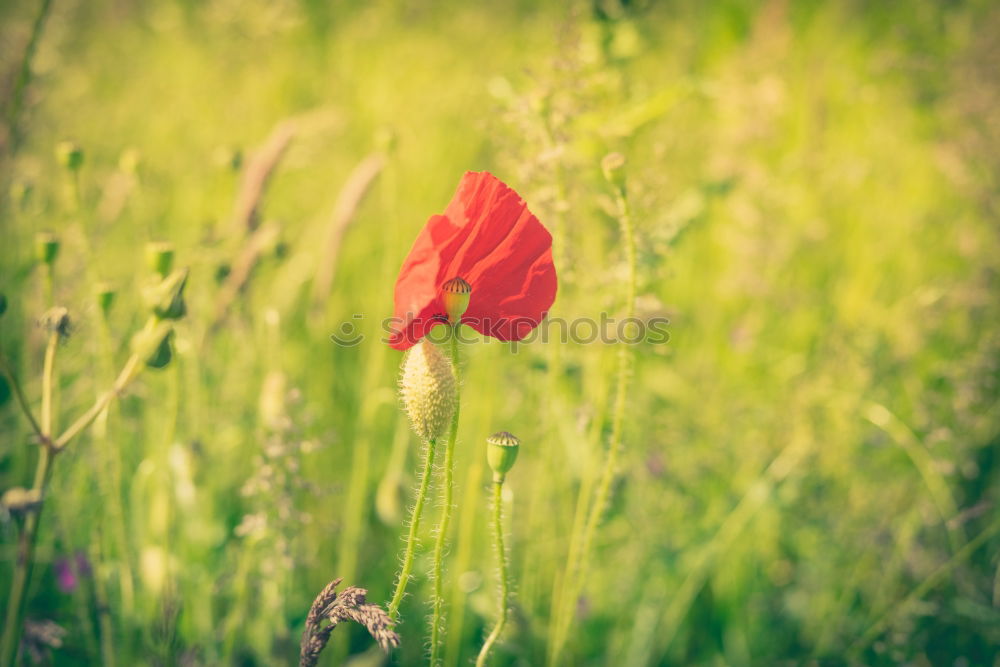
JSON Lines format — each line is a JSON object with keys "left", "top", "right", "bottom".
{"left": 54, "top": 559, "right": 77, "bottom": 593}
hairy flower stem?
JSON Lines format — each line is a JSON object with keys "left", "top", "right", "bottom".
{"left": 550, "top": 184, "right": 636, "bottom": 666}
{"left": 429, "top": 328, "right": 461, "bottom": 665}
{"left": 476, "top": 481, "right": 510, "bottom": 667}
{"left": 387, "top": 437, "right": 438, "bottom": 620}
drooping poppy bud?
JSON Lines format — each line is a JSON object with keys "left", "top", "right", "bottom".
{"left": 486, "top": 431, "right": 520, "bottom": 483}
{"left": 95, "top": 282, "right": 116, "bottom": 317}
{"left": 145, "top": 242, "right": 175, "bottom": 278}
{"left": 143, "top": 268, "right": 188, "bottom": 320}
{"left": 131, "top": 320, "right": 173, "bottom": 367}
{"left": 34, "top": 232, "right": 60, "bottom": 266}
{"left": 442, "top": 277, "right": 471, "bottom": 323}
{"left": 55, "top": 141, "right": 84, "bottom": 171}
{"left": 399, "top": 339, "right": 457, "bottom": 442}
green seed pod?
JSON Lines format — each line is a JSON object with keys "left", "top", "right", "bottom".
{"left": 442, "top": 277, "right": 471, "bottom": 323}
{"left": 55, "top": 141, "right": 84, "bottom": 171}
{"left": 145, "top": 242, "right": 175, "bottom": 278}
{"left": 486, "top": 431, "right": 520, "bottom": 483}
{"left": 143, "top": 267, "right": 188, "bottom": 320}
{"left": 601, "top": 152, "right": 627, "bottom": 191}
{"left": 399, "top": 339, "right": 457, "bottom": 442}
{"left": 94, "top": 282, "right": 116, "bottom": 317}
{"left": 40, "top": 307, "right": 71, "bottom": 339}
{"left": 34, "top": 232, "right": 60, "bottom": 266}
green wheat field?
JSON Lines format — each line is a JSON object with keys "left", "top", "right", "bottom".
{"left": 1, "top": 1, "right": 999, "bottom": 665}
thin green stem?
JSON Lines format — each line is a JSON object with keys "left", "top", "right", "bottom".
{"left": 550, "top": 185, "right": 636, "bottom": 666}
{"left": 429, "top": 329, "right": 461, "bottom": 665}
{"left": 41, "top": 331, "right": 57, "bottom": 434}
{"left": 387, "top": 437, "right": 438, "bottom": 620}
{"left": 0, "top": 353, "right": 44, "bottom": 440}
{"left": 476, "top": 481, "right": 509, "bottom": 667}
{"left": 55, "top": 354, "right": 140, "bottom": 450}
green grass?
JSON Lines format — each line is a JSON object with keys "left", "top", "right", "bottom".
{"left": 1, "top": 0, "right": 999, "bottom": 665}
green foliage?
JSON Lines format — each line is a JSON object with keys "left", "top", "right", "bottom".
{"left": 1, "top": 0, "right": 999, "bottom": 665}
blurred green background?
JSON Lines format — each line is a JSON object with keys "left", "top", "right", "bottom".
{"left": 1, "top": 0, "right": 999, "bottom": 664}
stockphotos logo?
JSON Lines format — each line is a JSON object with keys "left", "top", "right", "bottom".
{"left": 330, "top": 314, "right": 670, "bottom": 350}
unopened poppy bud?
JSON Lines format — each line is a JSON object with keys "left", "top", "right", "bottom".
{"left": 131, "top": 320, "right": 173, "bottom": 367}
{"left": 1, "top": 487, "right": 43, "bottom": 516}
{"left": 40, "top": 307, "right": 71, "bottom": 339}
{"left": 442, "top": 277, "right": 472, "bottom": 323}
{"left": 399, "top": 339, "right": 457, "bottom": 442}
{"left": 95, "top": 282, "right": 116, "bottom": 316}
{"left": 143, "top": 268, "right": 188, "bottom": 320}
{"left": 601, "top": 152, "right": 627, "bottom": 191}
{"left": 56, "top": 141, "right": 84, "bottom": 171}
{"left": 486, "top": 431, "right": 520, "bottom": 483}
{"left": 145, "top": 242, "right": 175, "bottom": 277}
{"left": 34, "top": 232, "right": 60, "bottom": 266}
{"left": 144, "top": 332, "right": 174, "bottom": 369}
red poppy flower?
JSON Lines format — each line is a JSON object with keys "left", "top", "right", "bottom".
{"left": 389, "top": 171, "right": 557, "bottom": 350}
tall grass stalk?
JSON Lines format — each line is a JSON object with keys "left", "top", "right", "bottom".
{"left": 549, "top": 157, "right": 635, "bottom": 665}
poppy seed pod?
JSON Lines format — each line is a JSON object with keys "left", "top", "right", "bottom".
{"left": 486, "top": 431, "right": 520, "bottom": 483}
{"left": 34, "top": 232, "right": 60, "bottom": 266}
{"left": 143, "top": 268, "right": 188, "bottom": 320}
{"left": 442, "top": 277, "right": 471, "bottom": 323}
{"left": 145, "top": 242, "right": 175, "bottom": 278}
{"left": 399, "top": 339, "right": 457, "bottom": 442}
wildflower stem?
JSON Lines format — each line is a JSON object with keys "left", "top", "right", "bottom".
{"left": 0, "top": 353, "right": 45, "bottom": 441}
{"left": 0, "top": 333, "right": 59, "bottom": 667}
{"left": 550, "top": 180, "right": 636, "bottom": 665}
{"left": 387, "top": 437, "right": 438, "bottom": 620}
{"left": 476, "top": 480, "right": 509, "bottom": 667}
{"left": 429, "top": 328, "right": 461, "bottom": 665}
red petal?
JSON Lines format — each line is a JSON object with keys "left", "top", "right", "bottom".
{"left": 390, "top": 172, "right": 557, "bottom": 349}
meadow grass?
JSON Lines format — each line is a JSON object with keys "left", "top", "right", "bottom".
{"left": 1, "top": 1, "right": 999, "bottom": 665}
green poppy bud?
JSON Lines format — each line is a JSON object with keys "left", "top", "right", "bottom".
{"left": 34, "top": 232, "right": 60, "bottom": 266}
{"left": 144, "top": 332, "right": 173, "bottom": 369}
{"left": 145, "top": 241, "right": 175, "bottom": 278}
{"left": 486, "top": 431, "right": 520, "bottom": 483}
{"left": 399, "top": 339, "right": 457, "bottom": 442}
{"left": 143, "top": 267, "right": 188, "bottom": 320}
{"left": 442, "top": 277, "right": 471, "bottom": 323}
{"left": 601, "top": 152, "right": 627, "bottom": 191}
{"left": 95, "top": 282, "right": 116, "bottom": 316}
{"left": 55, "top": 141, "right": 84, "bottom": 171}
{"left": 131, "top": 320, "right": 173, "bottom": 368}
